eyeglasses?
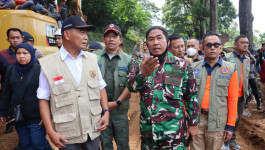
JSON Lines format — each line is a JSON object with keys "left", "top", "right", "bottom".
{"left": 204, "top": 43, "right": 221, "bottom": 49}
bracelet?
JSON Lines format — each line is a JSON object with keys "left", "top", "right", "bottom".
{"left": 103, "top": 109, "right": 110, "bottom": 113}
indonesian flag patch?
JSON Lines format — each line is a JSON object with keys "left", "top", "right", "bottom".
{"left": 53, "top": 76, "right": 64, "bottom": 85}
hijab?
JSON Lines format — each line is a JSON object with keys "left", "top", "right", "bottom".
{"left": 15, "top": 43, "right": 36, "bottom": 75}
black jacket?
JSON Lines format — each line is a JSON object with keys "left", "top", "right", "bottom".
{"left": 0, "top": 63, "right": 41, "bottom": 124}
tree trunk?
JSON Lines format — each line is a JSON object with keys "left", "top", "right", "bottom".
{"left": 201, "top": 0, "right": 210, "bottom": 38}
{"left": 239, "top": 0, "right": 253, "bottom": 48}
{"left": 210, "top": 0, "right": 218, "bottom": 32}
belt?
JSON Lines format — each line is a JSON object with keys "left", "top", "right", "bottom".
{"left": 201, "top": 109, "right": 209, "bottom": 115}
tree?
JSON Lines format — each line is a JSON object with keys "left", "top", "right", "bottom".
{"left": 210, "top": 0, "right": 218, "bottom": 32}
{"left": 81, "top": 0, "right": 158, "bottom": 36}
{"left": 162, "top": 0, "right": 236, "bottom": 39}
{"left": 239, "top": 0, "right": 254, "bottom": 48}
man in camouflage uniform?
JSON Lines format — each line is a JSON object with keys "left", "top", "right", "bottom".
{"left": 126, "top": 26, "right": 199, "bottom": 150}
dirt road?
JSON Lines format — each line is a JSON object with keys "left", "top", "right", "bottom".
{"left": 0, "top": 93, "right": 264, "bottom": 150}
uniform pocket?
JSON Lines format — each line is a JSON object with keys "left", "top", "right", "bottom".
{"left": 216, "top": 79, "right": 229, "bottom": 96}
{"left": 52, "top": 84, "right": 74, "bottom": 108}
{"left": 87, "top": 80, "right": 100, "bottom": 100}
{"left": 53, "top": 113, "right": 80, "bottom": 140}
{"left": 91, "top": 106, "right": 102, "bottom": 130}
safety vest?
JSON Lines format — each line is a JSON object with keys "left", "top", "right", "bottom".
{"left": 192, "top": 60, "right": 236, "bottom": 131}
{"left": 225, "top": 52, "right": 250, "bottom": 101}
{"left": 39, "top": 51, "right": 101, "bottom": 144}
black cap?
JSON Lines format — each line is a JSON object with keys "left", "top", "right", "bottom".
{"left": 61, "top": 15, "right": 96, "bottom": 34}
{"left": 22, "top": 31, "right": 34, "bottom": 42}
{"left": 104, "top": 24, "right": 122, "bottom": 37}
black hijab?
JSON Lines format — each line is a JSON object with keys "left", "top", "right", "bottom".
{"left": 15, "top": 43, "right": 36, "bottom": 76}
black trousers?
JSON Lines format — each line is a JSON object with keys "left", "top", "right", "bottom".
{"left": 248, "top": 78, "right": 260, "bottom": 105}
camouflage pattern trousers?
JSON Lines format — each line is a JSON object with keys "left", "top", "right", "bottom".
{"left": 141, "top": 135, "right": 186, "bottom": 150}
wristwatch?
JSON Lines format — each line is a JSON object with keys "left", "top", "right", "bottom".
{"left": 139, "top": 71, "right": 145, "bottom": 80}
{"left": 115, "top": 100, "right": 121, "bottom": 106}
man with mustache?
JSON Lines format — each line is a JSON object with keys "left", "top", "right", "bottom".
{"left": 93, "top": 24, "right": 133, "bottom": 150}
{"left": 126, "top": 26, "right": 199, "bottom": 149}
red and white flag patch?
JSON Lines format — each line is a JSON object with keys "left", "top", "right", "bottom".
{"left": 53, "top": 76, "right": 64, "bottom": 85}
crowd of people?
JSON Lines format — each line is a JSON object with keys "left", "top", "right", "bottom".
{"left": 0, "top": 10, "right": 265, "bottom": 150}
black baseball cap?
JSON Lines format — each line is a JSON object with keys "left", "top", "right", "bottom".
{"left": 104, "top": 24, "right": 122, "bottom": 37}
{"left": 61, "top": 15, "right": 96, "bottom": 34}
{"left": 22, "top": 31, "right": 34, "bottom": 42}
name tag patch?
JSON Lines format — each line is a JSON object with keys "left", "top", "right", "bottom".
{"left": 118, "top": 66, "right": 128, "bottom": 71}
{"left": 53, "top": 76, "right": 64, "bottom": 85}
{"left": 219, "top": 75, "right": 230, "bottom": 79}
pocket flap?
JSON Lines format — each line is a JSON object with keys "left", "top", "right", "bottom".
{"left": 91, "top": 106, "right": 102, "bottom": 116}
{"left": 53, "top": 113, "right": 76, "bottom": 123}
{"left": 52, "top": 84, "right": 71, "bottom": 95}
{"left": 216, "top": 79, "right": 229, "bottom": 86}
{"left": 118, "top": 71, "right": 127, "bottom": 76}
{"left": 58, "top": 124, "right": 76, "bottom": 132}
{"left": 87, "top": 80, "right": 99, "bottom": 88}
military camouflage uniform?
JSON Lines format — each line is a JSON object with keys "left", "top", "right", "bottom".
{"left": 126, "top": 52, "right": 199, "bottom": 150}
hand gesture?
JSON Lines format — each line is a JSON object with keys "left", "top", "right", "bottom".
{"left": 0, "top": 117, "right": 6, "bottom": 124}
{"left": 140, "top": 54, "right": 160, "bottom": 77}
{"left": 48, "top": 130, "right": 67, "bottom": 149}
{"left": 97, "top": 112, "right": 109, "bottom": 131}
{"left": 186, "top": 126, "right": 198, "bottom": 141}
{"left": 136, "top": 39, "right": 140, "bottom": 45}
{"left": 223, "top": 130, "right": 233, "bottom": 142}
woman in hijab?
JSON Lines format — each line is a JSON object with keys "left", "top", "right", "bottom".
{"left": 0, "top": 43, "right": 53, "bottom": 150}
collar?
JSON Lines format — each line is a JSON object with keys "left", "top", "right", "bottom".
{"left": 233, "top": 51, "right": 246, "bottom": 59}
{"left": 202, "top": 57, "right": 223, "bottom": 67}
{"left": 7, "top": 46, "right": 15, "bottom": 54}
{"left": 101, "top": 49, "right": 121, "bottom": 59}
{"left": 59, "top": 45, "right": 85, "bottom": 60}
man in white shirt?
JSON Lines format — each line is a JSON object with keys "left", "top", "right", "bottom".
{"left": 37, "top": 15, "right": 109, "bottom": 150}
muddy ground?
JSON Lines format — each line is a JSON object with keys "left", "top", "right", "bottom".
{"left": 0, "top": 93, "right": 264, "bottom": 150}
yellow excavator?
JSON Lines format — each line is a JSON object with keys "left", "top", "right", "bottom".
{"left": 0, "top": 0, "right": 82, "bottom": 54}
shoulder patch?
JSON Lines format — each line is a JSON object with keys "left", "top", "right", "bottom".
{"left": 245, "top": 59, "right": 250, "bottom": 64}
{"left": 193, "top": 67, "right": 200, "bottom": 74}
{"left": 221, "top": 67, "right": 229, "bottom": 74}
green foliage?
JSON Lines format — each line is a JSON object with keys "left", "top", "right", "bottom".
{"left": 220, "top": 22, "right": 239, "bottom": 42}
{"left": 162, "top": 0, "right": 236, "bottom": 39}
{"left": 81, "top": 0, "right": 158, "bottom": 37}
{"left": 218, "top": 0, "right": 237, "bottom": 30}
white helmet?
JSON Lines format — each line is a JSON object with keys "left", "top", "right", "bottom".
{"left": 54, "top": 29, "right": 62, "bottom": 36}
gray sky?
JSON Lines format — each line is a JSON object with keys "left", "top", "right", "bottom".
{"left": 149, "top": 0, "right": 265, "bottom": 33}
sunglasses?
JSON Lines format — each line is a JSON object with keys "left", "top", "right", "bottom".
{"left": 204, "top": 43, "right": 221, "bottom": 49}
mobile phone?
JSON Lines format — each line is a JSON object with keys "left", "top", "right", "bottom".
{"left": 184, "top": 135, "right": 192, "bottom": 147}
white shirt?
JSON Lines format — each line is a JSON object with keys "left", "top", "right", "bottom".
{"left": 37, "top": 46, "right": 106, "bottom": 100}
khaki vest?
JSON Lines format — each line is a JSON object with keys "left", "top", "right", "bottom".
{"left": 225, "top": 52, "right": 250, "bottom": 101}
{"left": 39, "top": 51, "right": 102, "bottom": 144}
{"left": 93, "top": 49, "right": 132, "bottom": 115}
{"left": 192, "top": 60, "right": 236, "bottom": 131}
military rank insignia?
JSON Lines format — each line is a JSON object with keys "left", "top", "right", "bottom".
{"left": 221, "top": 67, "right": 229, "bottom": 74}
{"left": 90, "top": 70, "right": 96, "bottom": 78}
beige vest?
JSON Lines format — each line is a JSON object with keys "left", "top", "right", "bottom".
{"left": 225, "top": 52, "right": 250, "bottom": 101}
{"left": 192, "top": 60, "right": 236, "bottom": 131}
{"left": 39, "top": 51, "right": 102, "bottom": 144}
